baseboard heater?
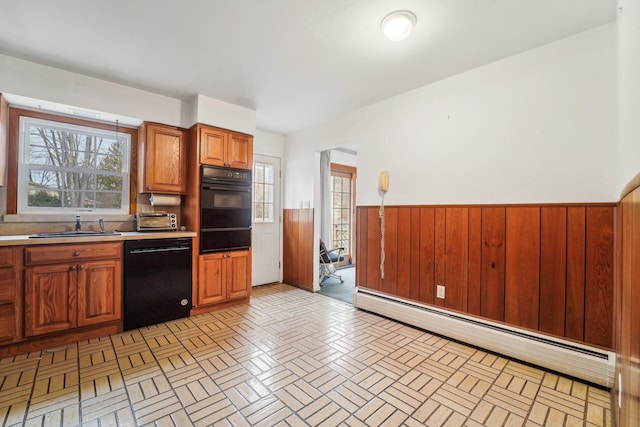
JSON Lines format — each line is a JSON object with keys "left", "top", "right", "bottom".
{"left": 352, "top": 288, "right": 615, "bottom": 388}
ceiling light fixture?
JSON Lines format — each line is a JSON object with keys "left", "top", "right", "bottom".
{"left": 381, "top": 10, "right": 416, "bottom": 42}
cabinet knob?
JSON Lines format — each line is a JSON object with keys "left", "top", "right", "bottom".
{"left": 69, "top": 265, "right": 76, "bottom": 271}
{"left": 147, "top": 185, "right": 152, "bottom": 190}
{"left": 78, "top": 264, "right": 84, "bottom": 270}
{"left": 73, "top": 251, "right": 80, "bottom": 257}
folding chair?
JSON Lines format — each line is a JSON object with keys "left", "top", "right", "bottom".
{"left": 319, "top": 239, "right": 345, "bottom": 284}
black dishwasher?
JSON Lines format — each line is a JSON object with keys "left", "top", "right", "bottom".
{"left": 124, "top": 238, "right": 192, "bottom": 331}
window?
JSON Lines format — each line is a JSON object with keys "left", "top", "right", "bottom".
{"left": 330, "top": 163, "right": 357, "bottom": 263}
{"left": 16, "top": 113, "right": 131, "bottom": 214}
{"left": 331, "top": 173, "right": 351, "bottom": 253}
{"left": 253, "top": 162, "right": 275, "bottom": 222}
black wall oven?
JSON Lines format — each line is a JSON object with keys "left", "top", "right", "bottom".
{"left": 200, "top": 165, "right": 252, "bottom": 253}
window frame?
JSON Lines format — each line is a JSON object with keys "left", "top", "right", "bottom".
{"left": 330, "top": 162, "right": 357, "bottom": 265}
{"left": 7, "top": 107, "right": 138, "bottom": 215}
{"left": 252, "top": 160, "right": 276, "bottom": 224}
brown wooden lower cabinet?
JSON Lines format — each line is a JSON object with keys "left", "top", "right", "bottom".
{"left": 23, "top": 243, "right": 122, "bottom": 338}
{"left": 0, "top": 304, "right": 17, "bottom": 342}
{"left": 24, "top": 263, "right": 77, "bottom": 337}
{"left": 197, "top": 250, "right": 251, "bottom": 307}
{"left": 77, "top": 260, "right": 122, "bottom": 327}
{"left": 0, "top": 247, "right": 20, "bottom": 344}
{"left": 356, "top": 204, "right": 615, "bottom": 349}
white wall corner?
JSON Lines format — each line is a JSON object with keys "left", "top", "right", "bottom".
{"left": 194, "top": 94, "right": 257, "bottom": 135}
{"left": 180, "top": 95, "right": 198, "bottom": 129}
{"left": 254, "top": 129, "right": 285, "bottom": 158}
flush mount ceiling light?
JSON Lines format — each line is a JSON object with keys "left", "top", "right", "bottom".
{"left": 381, "top": 10, "right": 417, "bottom": 42}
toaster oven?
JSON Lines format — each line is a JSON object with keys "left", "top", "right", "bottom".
{"left": 135, "top": 212, "right": 177, "bottom": 231}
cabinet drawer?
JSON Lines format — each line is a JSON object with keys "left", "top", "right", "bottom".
{"left": 25, "top": 242, "right": 122, "bottom": 266}
{"left": 0, "top": 247, "right": 18, "bottom": 268}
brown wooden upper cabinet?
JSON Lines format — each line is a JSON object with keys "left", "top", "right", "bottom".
{"left": 198, "top": 125, "right": 253, "bottom": 170}
{"left": 139, "top": 122, "right": 189, "bottom": 193}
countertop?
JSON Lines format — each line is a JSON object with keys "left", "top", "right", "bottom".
{"left": 0, "top": 231, "right": 197, "bottom": 246}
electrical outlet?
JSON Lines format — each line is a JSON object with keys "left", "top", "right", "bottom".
{"left": 437, "top": 285, "right": 445, "bottom": 299}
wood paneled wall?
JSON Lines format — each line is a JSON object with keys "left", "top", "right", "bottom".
{"left": 616, "top": 181, "right": 640, "bottom": 425}
{"left": 283, "top": 209, "right": 314, "bottom": 291}
{"left": 356, "top": 204, "right": 614, "bottom": 349}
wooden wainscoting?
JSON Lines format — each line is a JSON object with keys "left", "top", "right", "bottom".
{"left": 356, "top": 204, "right": 615, "bottom": 349}
{"left": 616, "top": 179, "right": 640, "bottom": 426}
{"left": 283, "top": 209, "right": 314, "bottom": 291}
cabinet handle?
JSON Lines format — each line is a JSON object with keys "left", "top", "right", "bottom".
{"left": 73, "top": 251, "right": 80, "bottom": 257}
{"left": 147, "top": 185, "right": 152, "bottom": 190}
{"left": 69, "top": 265, "right": 76, "bottom": 271}
{"left": 78, "top": 264, "right": 84, "bottom": 270}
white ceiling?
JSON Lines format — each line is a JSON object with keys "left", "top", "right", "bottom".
{"left": 0, "top": 0, "right": 616, "bottom": 135}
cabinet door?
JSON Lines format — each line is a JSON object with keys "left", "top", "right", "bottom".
{"left": 24, "top": 264, "right": 77, "bottom": 337}
{"left": 0, "top": 247, "right": 20, "bottom": 343}
{"left": 198, "top": 253, "right": 226, "bottom": 305}
{"left": 143, "top": 124, "right": 188, "bottom": 193}
{"left": 0, "top": 272, "right": 17, "bottom": 343}
{"left": 228, "top": 133, "right": 253, "bottom": 170}
{"left": 0, "top": 304, "right": 16, "bottom": 343}
{"left": 199, "top": 127, "right": 227, "bottom": 166}
{"left": 77, "top": 260, "right": 122, "bottom": 327}
{"left": 226, "top": 251, "right": 250, "bottom": 300}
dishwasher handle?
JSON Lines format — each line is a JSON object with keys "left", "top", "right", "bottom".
{"left": 129, "top": 246, "right": 191, "bottom": 254}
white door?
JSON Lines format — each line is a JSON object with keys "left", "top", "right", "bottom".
{"left": 252, "top": 154, "right": 281, "bottom": 285}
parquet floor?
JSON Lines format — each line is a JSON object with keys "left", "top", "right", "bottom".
{"left": 0, "top": 284, "right": 612, "bottom": 426}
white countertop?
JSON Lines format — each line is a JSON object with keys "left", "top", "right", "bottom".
{"left": 0, "top": 231, "right": 197, "bottom": 246}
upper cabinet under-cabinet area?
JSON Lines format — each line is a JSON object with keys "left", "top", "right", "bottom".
{"left": 196, "top": 124, "right": 253, "bottom": 170}
{"left": 139, "top": 122, "right": 189, "bottom": 194}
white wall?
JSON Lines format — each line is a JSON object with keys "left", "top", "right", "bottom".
{"left": 284, "top": 23, "right": 617, "bottom": 208}
{"left": 254, "top": 129, "right": 285, "bottom": 158}
{"left": 0, "top": 54, "right": 257, "bottom": 133}
{"left": 0, "top": 53, "right": 183, "bottom": 126}
{"left": 192, "top": 94, "right": 256, "bottom": 135}
{"left": 331, "top": 149, "right": 357, "bottom": 168}
{"left": 618, "top": 0, "right": 640, "bottom": 192}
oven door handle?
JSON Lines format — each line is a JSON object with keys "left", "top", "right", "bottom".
{"left": 201, "top": 184, "right": 251, "bottom": 192}
{"left": 200, "top": 227, "right": 252, "bottom": 232}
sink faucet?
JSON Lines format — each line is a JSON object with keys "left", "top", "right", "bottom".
{"left": 75, "top": 215, "right": 81, "bottom": 231}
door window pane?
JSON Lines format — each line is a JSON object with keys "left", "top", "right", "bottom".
{"left": 253, "top": 162, "right": 275, "bottom": 223}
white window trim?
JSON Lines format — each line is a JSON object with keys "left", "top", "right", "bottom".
{"left": 253, "top": 161, "right": 275, "bottom": 224}
{"left": 17, "top": 116, "right": 131, "bottom": 215}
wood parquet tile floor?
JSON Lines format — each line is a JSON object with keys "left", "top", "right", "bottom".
{"left": 0, "top": 284, "right": 612, "bottom": 426}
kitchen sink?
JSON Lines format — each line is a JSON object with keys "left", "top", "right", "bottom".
{"left": 29, "top": 230, "right": 121, "bottom": 238}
